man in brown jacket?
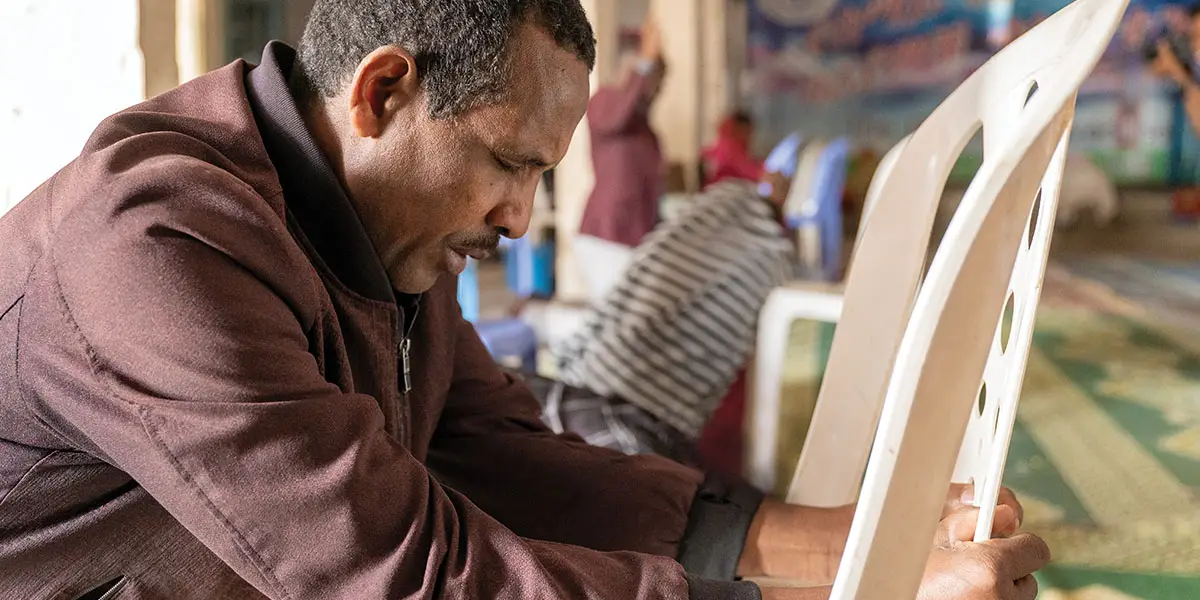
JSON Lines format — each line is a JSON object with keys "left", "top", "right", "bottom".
{"left": 0, "top": 1, "right": 1049, "bottom": 599}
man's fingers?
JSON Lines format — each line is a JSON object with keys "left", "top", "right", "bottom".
{"left": 956, "top": 482, "right": 974, "bottom": 504}
{"left": 939, "top": 503, "right": 1017, "bottom": 545}
{"left": 641, "top": 16, "right": 660, "bottom": 39}
{"left": 943, "top": 484, "right": 1023, "bottom": 538}
{"left": 982, "top": 533, "right": 1052, "bottom": 580}
{"left": 942, "top": 483, "right": 971, "bottom": 518}
{"left": 946, "top": 484, "right": 1023, "bottom": 523}
{"left": 996, "top": 486, "right": 1024, "bottom": 527}
{"left": 936, "top": 507, "right": 980, "bottom": 545}
{"left": 991, "top": 504, "right": 1020, "bottom": 538}
{"left": 1013, "top": 574, "right": 1039, "bottom": 600}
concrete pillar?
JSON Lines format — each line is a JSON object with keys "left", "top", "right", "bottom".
{"left": 202, "top": 0, "right": 228, "bottom": 71}
{"left": 553, "top": 0, "right": 620, "bottom": 302}
{"left": 177, "top": 0, "right": 213, "bottom": 83}
{"left": 141, "top": 0, "right": 180, "bottom": 97}
{"left": 648, "top": 0, "right": 731, "bottom": 191}
{"left": 701, "top": 0, "right": 736, "bottom": 145}
{"left": 649, "top": 0, "right": 702, "bottom": 192}
{"left": 726, "top": 0, "right": 749, "bottom": 113}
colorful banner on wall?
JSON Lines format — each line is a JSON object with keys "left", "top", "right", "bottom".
{"left": 745, "top": 0, "right": 1193, "bottom": 184}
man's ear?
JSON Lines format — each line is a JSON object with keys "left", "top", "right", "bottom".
{"left": 347, "top": 45, "right": 422, "bottom": 138}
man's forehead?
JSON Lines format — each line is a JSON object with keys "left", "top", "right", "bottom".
{"left": 464, "top": 33, "right": 589, "bottom": 163}
{"left": 507, "top": 22, "right": 591, "bottom": 111}
{"left": 464, "top": 101, "right": 568, "bottom": 165}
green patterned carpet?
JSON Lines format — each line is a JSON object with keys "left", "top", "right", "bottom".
{"left": 773, "top": 264, "right": 1200, "bottom": 598}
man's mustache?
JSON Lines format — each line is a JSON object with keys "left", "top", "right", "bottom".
{"left": 448, "top": 230, "right": 503, "bottom": 259}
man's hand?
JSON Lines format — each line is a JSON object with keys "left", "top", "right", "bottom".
{"left": 943, "top": 483, "right": 1024, "bottom": 538}
{"left": 918, "top": 507, "right": 1051, "bottom": 600}
{"left": 755, "top": 497, "right": 1049, "bottom": 600}
{"left": 1153, "top": 39, "right": 1192, "bottom": 86}
{"left": 741, "top": 483, "right": 1027, "bottom": 585}
{"left": 639, "top": 16, "right": 662, "bottom": 63}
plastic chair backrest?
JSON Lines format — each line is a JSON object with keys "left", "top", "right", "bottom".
{"left": 787, "top": 0, "right": 1124, "bottom": 510}
{"left": 852, "top": 137, "right": 907, "bottom": 250}
{"left": 782, "top": 139, "right": 826, "bottom": 221}
{"left": 742, "top": 137, "right": 906, "bottom": 494}
{"left": 500, "top": 236, "right": 535, "bottom": 299}
{"left": 796, "top": 1, "right": 1128, "bottom": 598}
{"left": 784, "top": 138, "right": 850, "bottom": 280}
{"left": 811, "top": 138, "right": 850, "bottom": 280}
{"left": 786, "top": 139, "right": 828, "bottom": 277}
{"left": 475, "top": 318, "right": 539, "bottom": 371}
{"left": 834, "top": 109, "right": 1072, "bottom": 597}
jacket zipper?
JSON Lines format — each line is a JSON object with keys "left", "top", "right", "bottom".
{"left": 395, "top": 298, "right": 420, "bottom": 447}
{"left": 400, "top": 337, "right": 412, "bottom": 394}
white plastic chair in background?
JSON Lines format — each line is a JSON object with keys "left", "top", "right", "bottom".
{"left": 745, "top": 0, "right": 1128, "bottom": 597}
{"left": 746, "top": 136, "right": 907, "bottom": 491}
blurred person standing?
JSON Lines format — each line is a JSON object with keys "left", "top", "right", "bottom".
{"left": 576, "top": 17, "right": 667, "bottom": 301}
{"left": 1148, "top": 3, "right": 1200, "bottom": 215}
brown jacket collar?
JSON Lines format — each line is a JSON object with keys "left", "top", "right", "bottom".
{"left": 245, "top": 41, "right": 397, "bottom": 306}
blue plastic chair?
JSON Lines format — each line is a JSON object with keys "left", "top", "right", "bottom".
{"left": 785, "top": 137, "right": 850, "bottom": 282}
{"left": 501, "top": 236, "right": 554, "bottom": 298}
{"left": 474, "top": 319, "right": 539, "bottom": 370}
{"left": 457, "top": 258, "right": 539, "bottom": 370}
{"left": 458, "top": 258, "right": 482, "bottom": 324}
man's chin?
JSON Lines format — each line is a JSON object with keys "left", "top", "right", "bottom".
{"left": 387, "top": 268, "right": 441, "bottom": 296}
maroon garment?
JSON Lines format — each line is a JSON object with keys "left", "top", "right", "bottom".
{"left": 701, "top": 117, "right": 763, "bottom": 188}
{"left": 578, "top": 72, "right": 663, "bottom": 247}
{"left": 0, "top": 43, "right": 761, "bottom": 599}
{"left": 696, "top": 370, "right": 749, "bottom": 478}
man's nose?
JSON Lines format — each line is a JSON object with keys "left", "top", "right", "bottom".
{"left": 487, "top": 180, "right": 537, "bottom": 239}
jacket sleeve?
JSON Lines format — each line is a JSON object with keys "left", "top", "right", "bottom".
{"left": 32, "top": 166, "right": 757, "bottom": 600}
{"left": 426, "top": 308, "right": 766, "bottom": 582}
{"left": 587, "top": 71, "right": 653, "bottom": 136}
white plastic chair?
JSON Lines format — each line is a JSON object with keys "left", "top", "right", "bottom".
{"left": 749, "top": 0, "right": 1128, "bottom": 596}
{"left": 746, "top": 136, "right": 906, "bottom": 491}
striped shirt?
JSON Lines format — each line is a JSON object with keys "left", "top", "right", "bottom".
{"left": 555, "top": 181, "right": 793, "bottom": 436}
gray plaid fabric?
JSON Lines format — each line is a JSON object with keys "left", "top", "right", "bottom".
{"left": 554, "top": 181, "right": 793, "bottom": 436}
{"left": 516, "top": 371, "right": 701, "bottom": 466}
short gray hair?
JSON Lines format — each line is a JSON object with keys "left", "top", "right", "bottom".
{"left": 292, "top": 0, "right": 596, "bottom": 118}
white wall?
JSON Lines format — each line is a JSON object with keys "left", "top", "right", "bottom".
{"left": 0, "top": 0, "right": 146, "bottom": 216}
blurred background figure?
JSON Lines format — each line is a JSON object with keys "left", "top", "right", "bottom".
{"left": 1145, "top": 3, "right": 1200, "bottom": 217}
{"left": 702, "top": 109, "right": 764, "bottom": 187}
{"left": 575, "top": 16, "right": 666, "bottom": 302}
